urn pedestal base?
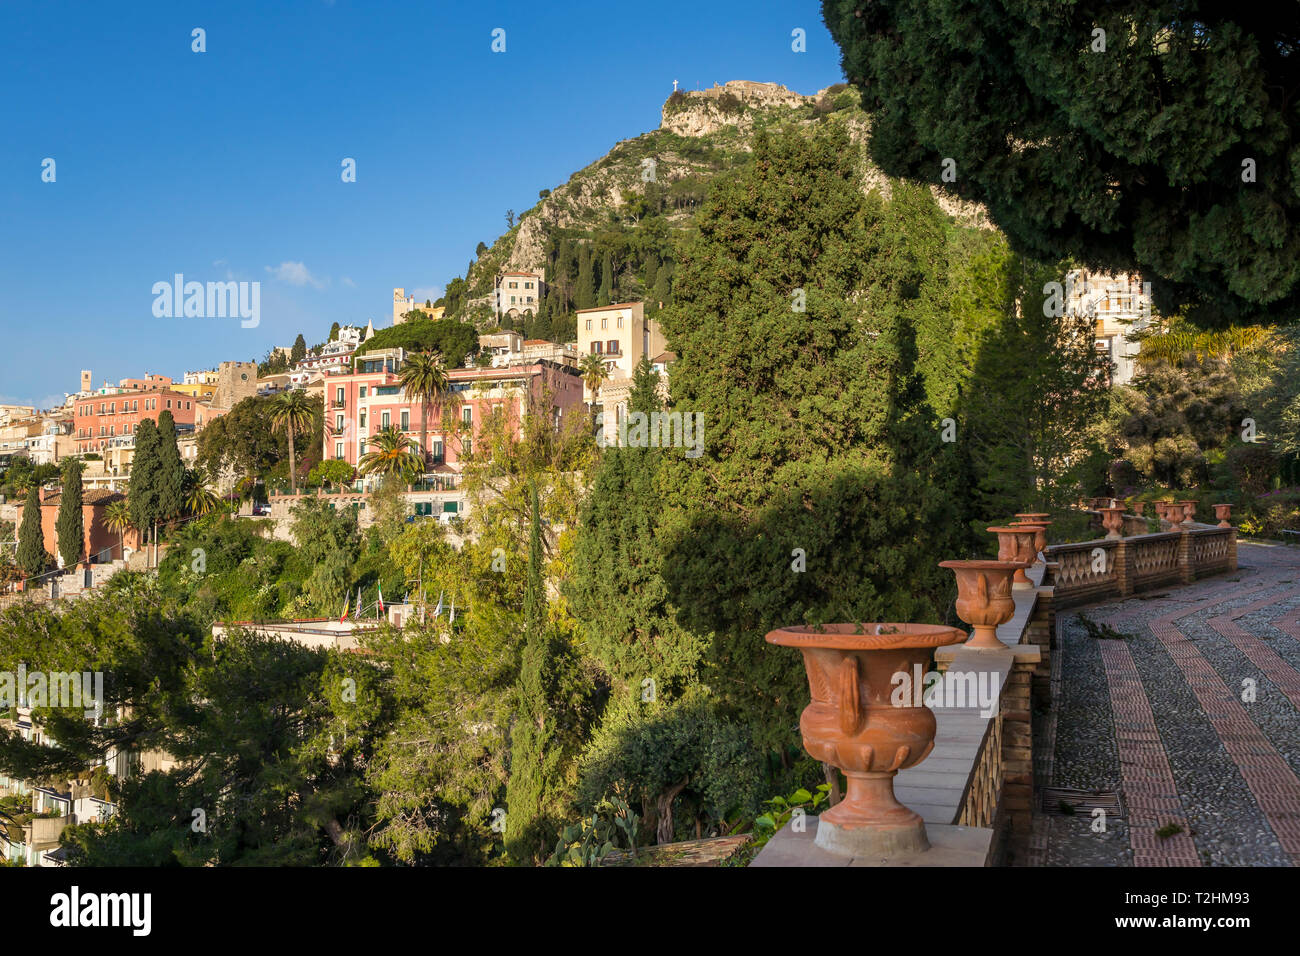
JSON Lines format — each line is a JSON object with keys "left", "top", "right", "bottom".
{"left": 813, "top": 770, "right": 928, "bottom": 858}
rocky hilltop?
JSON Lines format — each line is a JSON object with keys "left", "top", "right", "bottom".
{"left": 447, "top": 81, "right": 991, "bottom": 325}
{"left": 660, "top": 80, "right": 812, "bottom": 136}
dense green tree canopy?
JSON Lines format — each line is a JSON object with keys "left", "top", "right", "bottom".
{"left": 822, "top": 0, "right": 1300, "bottom": 320}
{"left": 354, "top": 317, "right": 478, "bottom": 368}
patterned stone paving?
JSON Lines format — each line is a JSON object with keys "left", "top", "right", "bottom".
{"left": 1035, "top": 543, "right": 1300, "bottom": 866}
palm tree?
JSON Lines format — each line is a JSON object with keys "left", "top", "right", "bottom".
{"left": 358, "top": 426, "right": 425, "bottom": 488}
{"left": 185, "top": 485, "right": 222, "bottom": 517}
{"left": 103, "top": 499, "right": 132, "bottom": 562}
{"left": 270, "top": 390, "right": 317, "bottom": 494}
{"left": 397, "top": 351, "right": 449, "bottom": 470}
{"left": 578, "top": 353, "right": 611, "bottom": 433}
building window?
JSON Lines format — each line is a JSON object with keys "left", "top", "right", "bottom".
{"left": 591, "top": 341, "right": 602, "bottom": 354}
{"left": 400, "top": 410, "right": 409, "bottom": 431}
{"left": 585, "top": 319, "right": 592, "bottom": 330}
{"left": 617, "top": 316, "right": 623, "bottom": 328}
{"left": 359, "top": 386, "right": 367, "bottom": 398}
{"left": 601, "top": 318, "right": 608, "bottom": 330}
{"left": 462, "top": 406, "right": 472, "bottom": 426}
{"left": 336, "top": 386, "right": 345, "bottom": 404}
{"left": 335, "top": 442, "right": 344, "bottom": 459}
{"left": 336, "top": 414, "right": 344, "bottom": 432}
{"left": 359, "top": 412, "right": 366, "bottom": 429}
{"left": 381, "top": 411, "right": 390, "bottom": 429}
{"left": 462, "top": 437, "right": 472, "bottom": 457}
{"left": 608, "top": 340, "right": 618, "bottom": 354}
{"left": 432, "top": 440, "right": 444, "bottom": 464}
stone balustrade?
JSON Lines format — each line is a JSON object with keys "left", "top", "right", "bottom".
{"left": 1045, "top": 524, "right": 1237, "bottom": 608}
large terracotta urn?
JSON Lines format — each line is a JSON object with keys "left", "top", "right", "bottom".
{"left": 1130, "top": 500, "right": 1146, "bottom": 517}
{"left": 1154, "top": 500, "right": 1174, "bottom": 529}
{"left": 1012, "top": 514, "right": 1051, "bottom": 558}
{"left": 940, "top": 560, "right": 1027, "bottom": 649}
{"left": 765, "top": 622, "right": 966, "bottom": 858}
{"left": 988, "top": 525, "right": 1042, "bottom": 587}
{"left": 1214, "top": 503, "right": 1233, "bottom": 528}
{"left": 1178, "top": 500, "right": 1198, "bottom": 529}
{"left": 1099, "top": 506, "right": 1125, "bottom": 539}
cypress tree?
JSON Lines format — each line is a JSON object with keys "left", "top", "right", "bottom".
{"left": 654, "top": 124, "right": 974, "bottom": 756}
{"left": 822, "top": 0, "right": 1300, "bottom": 318}
{"left": 597, "top": 250, "right": 613, "bottom": 306}
{"left": 651, "top": 261, "right": 673, "bottom": 308}
{"left": 55, "top": 459, "right": 84, "bottom": 570}
{"left": 505, "top": 482, "right": 559, "bottom": 864}
{"left": 15, "top": 486, "right": 47, "bottom": 577}
{"left": 155, "top": 410, "right": 185, "bottom": 523}
{"left": 569, "top": 360, "right": 707, "bottom": 700}
{"left": 129, "top": 417, "right": 162, "bottom": 566}
{"left": 575, "top": 246, "right": 596, "bottom": 311}
{"left": 290, "top": 334, "right": 307, "bottom": 364}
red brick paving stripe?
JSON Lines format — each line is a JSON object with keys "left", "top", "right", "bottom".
{"left": 1145, "top": 582, "right": 1300, "bottom": 863}
{"left": 1090, "top": 576, "right": 1282, "bottom": 867}
{"left": 1094, "top": 626, "right": 1201, "bottom": 866}
{"left": 1209, "top": 586, "right": 1300, "bottom": 707}
{"left": 1268, "top": 605, "right": 1300, "bottom": 642}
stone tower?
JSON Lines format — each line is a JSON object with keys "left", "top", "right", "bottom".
{"left": 214, "top": 361, "right": 257, "bottom": 409}
{"left": 393, "top": 288, "right": 415, "bottom": 326}
{"left": 80, "top": 370, "right": 91, "bottom": 394}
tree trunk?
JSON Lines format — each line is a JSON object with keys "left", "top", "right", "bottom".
{"left": 287, "top": 427, "right": 297, "bottom": 494}
{"left": 655, "top": 777, "right": 689, "bottom": 845}
{"left": 420, "top": 401, "right": 429, "bottom": 470}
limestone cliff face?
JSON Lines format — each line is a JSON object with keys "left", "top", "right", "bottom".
{"left": 660, "top": 80, "right": 812, "bottom": 136}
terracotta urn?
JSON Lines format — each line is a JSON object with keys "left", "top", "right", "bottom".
{"left": 1178, "top": 500, "right": 1198, "bottom": 528}
{"left": 988, "top": 525, "right": 1043, "bottom": 587}
{"left": 1008, "top": 520, "right": 1050, "bottom": 556}
{"left": 1154, "top": 500, "right": 1174, "bottom": 529}
{"left": 1214, "top": 503, "right": 1233, "bottom": 528}
{"left": 1131, "top": 501, "right": 1146, "bottom": 517}
{"left": 940, "top": 560, "right": 1028, "bottom": 649}
{"left": 765, "top": 622, "right": 966, "bottom": 858}
{"left": 1099, "top": 506, "right": 1125, "bottom": 539}
{"left": 1012, "top": 514, "right": 1051, "bottom": 558}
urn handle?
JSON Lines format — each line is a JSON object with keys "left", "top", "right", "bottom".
{"left": 838, "top": 656, "right": 861, "bottom": 736}
{"left": 977, "top": 572, "right": 988, "bottom": 603}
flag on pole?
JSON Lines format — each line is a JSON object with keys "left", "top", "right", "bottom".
{"left": 377, "top": 583, "right": 385, "bottom": 613}
{"left": 433, "top": 590, "right": 444, "bottom": 618}
{"left": 339, "top": 590, "right": 350, "bottom": 623}
{"left": 449, "top": 596, "right": 456, "bottom": 625}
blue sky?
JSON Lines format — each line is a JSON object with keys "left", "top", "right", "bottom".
{"left": 0, "top": 0, "right": 846, "bottom": 408}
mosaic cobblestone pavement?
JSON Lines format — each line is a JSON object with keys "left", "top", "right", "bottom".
{"left": 1031, "top": 543, "right": 1300, "bottom": 866}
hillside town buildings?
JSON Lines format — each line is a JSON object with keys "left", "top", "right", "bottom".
{"left": 324, "top": 346, "right": 584, "bottom": 511}
{"left": 1067, "top": 270, "right": 1152, "bottom": 386}
{"left": 576, "top": 302, "right": 670, "bottom": 443}
{"left": 494, "top": 270, "right": 545, "bottom": 320}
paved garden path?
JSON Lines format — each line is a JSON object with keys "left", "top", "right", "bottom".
{"left": 1031, "top": 542, "right": 1300, "bottom": 866}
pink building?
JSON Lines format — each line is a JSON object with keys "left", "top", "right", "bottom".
{"left": 323, "top": 348, "right": 584, "bottom": 481}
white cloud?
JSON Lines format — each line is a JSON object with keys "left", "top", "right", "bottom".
{"left": 341, "top": 276, "right": 356, "bottom": 288}
{"left": 265, "top": 261, "right": 327, "bottom": 289}
{"left": 0, "top": 393, "right": 68, "bottom": 412}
